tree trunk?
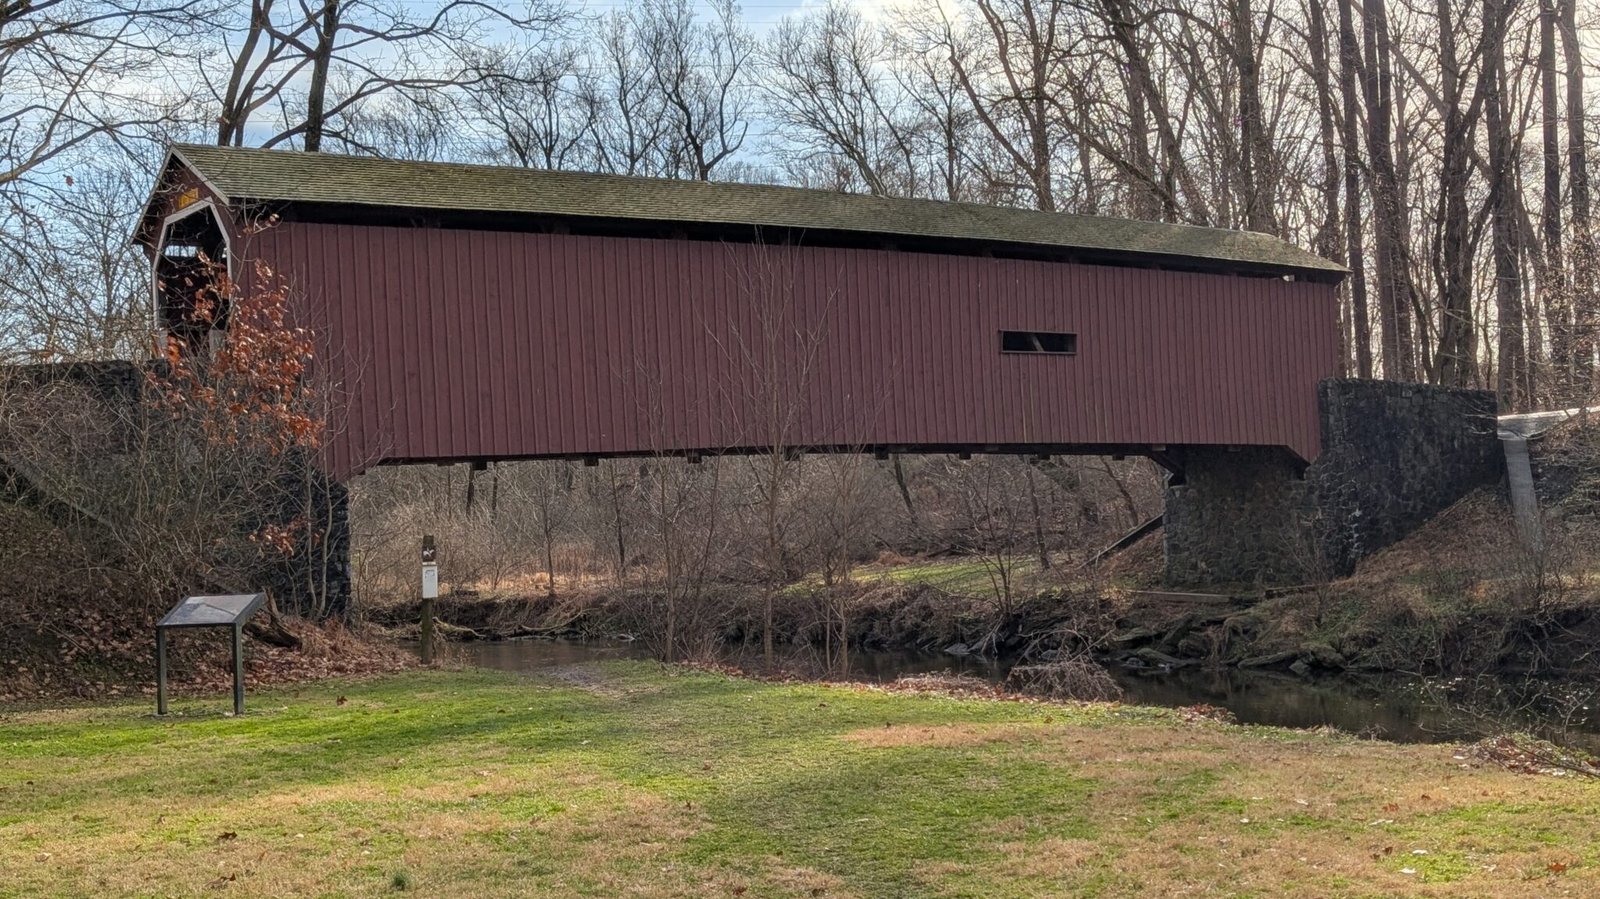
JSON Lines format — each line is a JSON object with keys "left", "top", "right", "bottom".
{"left": 1095, "top": 458, "right": 1141, "bottom": 528}
{"left": 1541, "top": 0, "right": 1572, "bottom": 397}
{"left": 1336, "top": 0, "right": 1373, "bottom": 378}
{"left": 1306, "top": 1, "right": 1341, "bottom": 252}
{"left": 1122, "top": 54, "right": 1159, "bottom": 220}
{"left": 303, "top": 0, "right": 340, "bottom": 152}
{"left": 1486, "top": 0, "right": 1528, "bottom": 408}
{"left": 1432, "top": 0, "right": 1478, "bottom": 387}
{"left": 1100, "top": 0, "right": 1212, "bottom": 224}
{"left": 1361, "top": 0, "right": 1416, "bottom": 380}
{"left": 542, "top": 520, "right": 557, "bottom": 598}
{"left": 217, "top": 0, "right": 273, "bottom": 146}
{"left": 837, "top": 595, "right": 848, "bottom": 677}
{"left": 1025, "top": 463, "right": 1050, "bottom": 571}
{"left": 1307, "top": 0, "right": 1347, "bottom": 371}
{"left": 1562, "top": 0, "right": 1595, "bottom": 391}
{"left": 1231, "top": 0, "right": 1278, "bottom": 233}
{"left": 608, "top": 462, "right": 628, "bottom": 585}
{"left": 246, "top": 609, "right": 301, "bottom": 649}
{"left": 890, "top": 453, "right": 919, "bottom": 532}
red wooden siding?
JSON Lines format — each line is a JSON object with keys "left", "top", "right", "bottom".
{"left": 237, "top": 222, "right": 1339, "bottom": 479}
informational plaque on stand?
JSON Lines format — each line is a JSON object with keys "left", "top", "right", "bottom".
{"left": 155, "top": 593, "right": 267, "bottom": 716}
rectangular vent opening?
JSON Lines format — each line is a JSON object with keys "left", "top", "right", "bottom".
{"left": 1001, "top": 330, "right": 1077, "bottom": 354}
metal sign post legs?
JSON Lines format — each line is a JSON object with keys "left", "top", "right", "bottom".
{"left": 232, "top": 623, "right": 245, "bottom": 716}
{"left": 153, "top": 593, "right": 266, "bottom": 717}
{"left": 155, "top": 625, "right": 246, "bottom": 716}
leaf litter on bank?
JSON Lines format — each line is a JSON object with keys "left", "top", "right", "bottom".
{"left": 1463, "top": 734, "right": 1600, "bottom": 778}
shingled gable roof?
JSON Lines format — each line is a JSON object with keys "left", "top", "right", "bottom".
{"left": 147, "top": 143, "right": 1347, "bottom": 279}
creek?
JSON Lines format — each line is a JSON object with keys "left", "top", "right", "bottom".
{"left": 461, "top": 638, "right": 1600, "bottom": 752}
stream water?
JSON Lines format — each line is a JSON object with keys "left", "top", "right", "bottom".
{"left": 461, "top": 638, "right": 1600, "bottom": 751}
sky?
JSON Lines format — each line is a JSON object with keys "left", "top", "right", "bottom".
{"left": 573, "top": 0, "right": 903, "bottom": 33}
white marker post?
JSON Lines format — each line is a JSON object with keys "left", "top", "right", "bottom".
{"left": 420, "top": 535, "right": 438, "bottom": 664}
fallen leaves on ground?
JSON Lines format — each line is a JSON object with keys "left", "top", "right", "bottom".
{"left": 1463, "top": 734, "right": 1600, "bottom": 778}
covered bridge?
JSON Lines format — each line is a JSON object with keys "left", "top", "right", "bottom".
{"left": 139, "top": 145, "right": 1499, "bottom": 591}
{"left": 136, "top": 145, "right": 1344, "bottom": 483}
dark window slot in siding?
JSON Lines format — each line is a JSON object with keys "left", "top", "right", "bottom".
{"left": 1001, "top": 330, "right": 1077, "bottom": 354}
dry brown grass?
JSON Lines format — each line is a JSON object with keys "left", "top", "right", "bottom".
{"left": 6, "top": 667, "right": 1600, "bottom": 897}
{"left": 986, "top": 723, "right": 1598, "bottom": 896}
{"left": 1347, "top": 488, "right": 1523, "bottom": 586}
{"left": 839, "top": 722, "right": 1038, "bottom": 749}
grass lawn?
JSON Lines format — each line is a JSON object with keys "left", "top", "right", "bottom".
{"left": 793, "top": 556, "right": 1046, "bottom": 597}
{"left": 3, "top": 665, "right": 1598, "bottom": 897}
{"left": 862, "top": 557, "right": 1032, "bottom": 595}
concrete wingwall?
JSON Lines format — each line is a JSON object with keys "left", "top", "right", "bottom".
{"left": 1164, "top": 379, "right": 1504, "bottom": 585}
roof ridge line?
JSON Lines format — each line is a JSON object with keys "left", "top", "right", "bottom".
{"left": 172, "top": 142, "right": 1273, "bottom": 240}
{"left": 157, "top": 143, "right": 1348, "bottom": 277}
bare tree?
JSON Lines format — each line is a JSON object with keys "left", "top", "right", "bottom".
{"left": 632, "top": 0, "right": 753, "bottom": 181}
{"left": 636, "top": 457, "right": 728, "bottom": 663}
{"left": 0, "top": 0, "right": 212, "bottom": 192}
{"left": 1360, "top": 0, "right": 1417, "bottom": 380}
{"left": 1484, "top": 0, "right": 1528, "bottom": 407}
{"left": 330, "top": 80, "right": 461, "bottom": 161}
{"left": 1090, "top": 0, "right": 1213, "bottom": 223}
{"left": 464, "top": 42, "right": 597, "bottom": 170}
{"left": 584, "top": 459, "right": 635, "bottom": 587}
{"left": 1560, "top": 0, "right": 1595, "bottom": 392}
{"left": 0, "top": 160, "right": 152, "bottom": 361}
{"left": 584, "top": 11, "right": 672, "bottom": 176}
{"left": 907, "top": 0, "right": 1075, "bottom": 211}
{"left": 1430, "top": 0, "right": 1490, "bottom": 387}
{"left": 207, "top": 0, "right": 563, "bottom": 153}
{"left": 702, "top": 238, "right": 848, "bottom": 666}
{"left": 763, "top": 3, "right": 922, "bottom": 197}
{"left": 937, "top": 455, "right": 1030, "bottom": 650}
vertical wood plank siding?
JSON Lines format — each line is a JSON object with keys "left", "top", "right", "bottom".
{"left": 243, "top": 223, "right": 1338, "bottom": 479}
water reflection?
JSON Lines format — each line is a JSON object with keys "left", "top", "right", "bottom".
{"left": 1111, "top": 668, "right": 1464, "bottom": 743}
{"left": 462, "top": 636, "right": 656, "bottom": 670}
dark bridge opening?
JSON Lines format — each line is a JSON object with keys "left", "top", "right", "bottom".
{"left": 154, "top": 205, "right": 230, "bottom": 356}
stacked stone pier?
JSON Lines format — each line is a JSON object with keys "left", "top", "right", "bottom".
{"left": 1163, "top": 379, "right": 1504, "bottom": 585}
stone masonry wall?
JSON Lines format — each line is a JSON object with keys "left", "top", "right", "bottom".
{"left": 1164, "top": 379, "right": 1503, "bottom": 585}
{"left": 1306, "top": 379, "right": 1503, "bottom": 576}
{"left": 1163, "top": 447, "right": 1310, "bottom": 584}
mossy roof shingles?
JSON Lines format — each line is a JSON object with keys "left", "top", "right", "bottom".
{"left": 170, "top": 143, "right": 1345, "bottom": 277}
